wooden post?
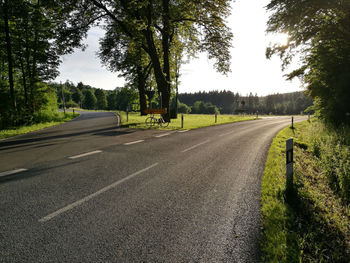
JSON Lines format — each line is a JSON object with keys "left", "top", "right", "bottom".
{"left": 181, "top": 113, "right": 184, "bottom": 128}
{"left": 215, "top": 113, "right": 217, "bottom": 123}
{"left": 126, "top": 108, "right": 129, "bottom": 122}
{"left": 73, "top": 108, "right": 75, "bottom": 116}
{"left": 291, "top": 116, "right": 294, "bottom": 128}
{"left": 286, "top": 138, "right": 294, "bottom": 190}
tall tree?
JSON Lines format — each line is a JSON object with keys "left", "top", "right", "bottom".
{"left": 266, "top": 0, "right": 350, "bottom": 126}
{"left": 62, "top": 0, "right": 233, "bottom": 121}
{"left": 98, "top": 27, "right": 152, "bottom": 115}
{"left": 95, "top": 88, "right": 108, "bottom": 109}
{"left": 2, "top": 0, "right": 16, "bottom": 111}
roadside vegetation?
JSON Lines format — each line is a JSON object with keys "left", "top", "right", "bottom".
{"left": 117, "top": 111, "right": 257, "bottom": 130}
{"left": 0, "top": 111, "right": 78, "bottom": 139}
{"left": 260, "top": 119, "right": 350, "bottom": 262}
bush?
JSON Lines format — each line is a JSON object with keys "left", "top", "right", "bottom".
{"left": 191, "top": 101, "right": 220, "bottom": 114}
{"left": 178, "top": 101, "right": 191, "bottom": 113}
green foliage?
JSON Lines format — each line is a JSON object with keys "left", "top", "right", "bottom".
{"left": 82, "top": 89, "right": 97, "bottom": 110}
{"left": 71, "top": 87, "right": 83, "bottom": 105}
{"left": 266, "top": 0, "right": 350, "bottom": 127}
{"left": 179, "top": 91, "right": 312, "bottom": 115}
{"left": 61, "top": 0, "right": 233, "bottom": 120}
{"left": 94, "top": 89, "right": 108, "bottom": 110}
{"left": 191, "top": 101, "right": 219, "bottom": 114}
{"left": 177, "top": 101, "right": 191, "bottom": 114}
{"left": 309, "top": 123, "right": 350, "bottom": 202}
{"left": 0, "top": 111, "right": 78, "bottom": 139}
{"left": 0, "top": 0, "right": 84, "bottom": 129}
{"left": 107, "top": 92, "right": 117, "bottom": 110}
{"left": 115, "top": 87, "right": 138, "bottom": 111}
{"left": 261, "top": 120, "right": 350, "bottom": 262}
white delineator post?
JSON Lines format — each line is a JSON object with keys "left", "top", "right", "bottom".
{"left": 286, "top": 138, "right": 294, "bottom": 190}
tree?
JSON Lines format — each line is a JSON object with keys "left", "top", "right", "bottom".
{"left": 60, "top": 0, "right": 233, "bottom": 121}
{"left": 115, "top": 87, "right": 138, "bottom": 111}
{"left": 95, "top": 88, "right": 107, "bottom": 110}
{"left": 72, "top": 87, "right": 83, "bottom": 107}
{"left": 99, "top": 28, "right": 152, "bottom": 115}
{"left": 266, "top": 0, "right": 350, "bottom": 126}
{"left": 107, "top": 91, "right": 117, "bottom": 110}
{"left": 0, "top": 0, "right": 84, "bottom": 128}
{"left": 83, "top": 89, "right": 97, "bottom": 110}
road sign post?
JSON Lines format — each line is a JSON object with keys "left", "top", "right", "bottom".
{"left": 286, "top": 138, "right": 294, "bottom": 191}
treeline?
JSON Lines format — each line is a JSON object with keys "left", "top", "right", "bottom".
{"left": 49, "top": 81, "right": 139, "bottom": 112}
{"left": 178, "top": 90, "right": 313, "bottom": 115}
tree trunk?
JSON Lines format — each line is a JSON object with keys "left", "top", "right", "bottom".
{"left": 161, "top": 0, "right": 171, "bottom": 121}
{"left": 143, "top": 28, "right": 170, "bottom": 119}
{"left": 137, "top": 66, "right": 147, "bottom": 115}
{"left": 20, "top": 57, "right": 28, "bottom": 108}
{"left": 3, "top": 0, "right": 16, "bottom": 111}
{"left": 142, "top": 0, "right": 171, "bottom": 121}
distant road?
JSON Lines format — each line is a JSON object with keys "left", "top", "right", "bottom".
{"left": 0, "top": 112, "right": 306, "bottom": 262}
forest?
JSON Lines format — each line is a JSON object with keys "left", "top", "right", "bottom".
{"left": 49, "top": 80, "right": 312, "bottom": 116}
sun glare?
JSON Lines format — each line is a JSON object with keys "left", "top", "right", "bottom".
{"left": 269, "top": 33, "right": 289, "bottom": 46}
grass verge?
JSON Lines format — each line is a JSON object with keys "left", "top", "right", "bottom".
{"left": 260, "top": 119, "right": 350, "bottom": 262}
{"left": 117, "top": 111, "right": 257, "bottom": 130}
{"left": 0, "top": 111, "right": 78, "bottom": 139}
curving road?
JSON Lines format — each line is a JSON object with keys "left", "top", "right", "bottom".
{"left": 0, "top": 112, "right": 306, "bottom": 262}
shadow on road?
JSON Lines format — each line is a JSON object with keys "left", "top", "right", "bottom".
{"left": 0, "top": 126, "right": 134, "bottom": 152}
{"left": 0, "top": 159, "right": 87, "bottom": 184}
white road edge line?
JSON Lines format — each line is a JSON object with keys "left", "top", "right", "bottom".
{"left": 0, "top": 168, "right": 28, "bottom": 177}
{"left": 155, "top": 133, "right": 171, "bottom": 138}
{"left": 39, "top": 162, "right": 159, "bottom": 223}
{"left": 69, "top": 150, "right": 102, "bottom": 159}
{"left": 178, "top": 130, "right": 189, "bottom": 133}
{"left": 124, "top": 140, "right": 144, "bottom": 145}
{"left": 181, "top": 140, "right": 210, "bottom": 153}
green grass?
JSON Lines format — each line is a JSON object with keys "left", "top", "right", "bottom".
{"left": 260, "top": 119, "right": 350, "bottom": 262}
{"left": 117, "top": 111, "right": 257, "bottom": 130}
{"left": 0, "top": 111, "right": 78, "bottom": 139}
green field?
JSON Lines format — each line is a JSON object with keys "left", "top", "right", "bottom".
{"left": 117, "top": 111, "right": 257, "bottom": 130}
{"left": 260, "top": 120, "right": 350, "bottom": 262}
{"left": 0, "top": 112, "right": 78, "bottom": 139}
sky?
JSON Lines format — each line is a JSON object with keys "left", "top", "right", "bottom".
{"left": 54, "top": 0, "right": 303, "bottom": 96}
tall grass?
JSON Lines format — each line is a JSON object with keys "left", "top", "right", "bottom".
{"left": 0, "top": 111, "right": 77, "bottom": 139}
{"left": 260, "top": 119, "right": 350, "bottom": 262}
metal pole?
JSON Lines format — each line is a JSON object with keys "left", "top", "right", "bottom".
{"left": 181, "top": 113, "right": 184, "bottom": 128}
{"left": 291, "top": 116, "right": 294, "bottom": 128}
{"left": 127, "top": 108, "right": 129, "bottom": 122}
{"left": 215, "top": 113, "right": 217, "bottom": 123}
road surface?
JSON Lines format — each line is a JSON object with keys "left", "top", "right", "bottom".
{"left": 0, "top": 112, "right": 306, "bottom": 262}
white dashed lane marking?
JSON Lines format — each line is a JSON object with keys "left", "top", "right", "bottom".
{"left": 69, "top": 150, "right": 102, "bottom": 159}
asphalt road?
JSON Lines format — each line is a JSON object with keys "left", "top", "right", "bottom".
{"left": 0, "top": 112, "right": 306, "bottom": 262}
